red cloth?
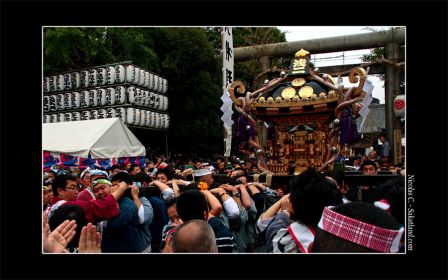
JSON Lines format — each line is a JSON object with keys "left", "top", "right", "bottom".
{"left": 320, "top": 207, "right": 401, "bottom": 252}
{"left": 77, "top": 189, "right": 95, "bottom": 202}
{"left": 50, "top": 195, "right": 119, "bottom": 224}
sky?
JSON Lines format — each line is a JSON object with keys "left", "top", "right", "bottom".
{"left": 276, "top": 26, "right": 399, "bottom": 104}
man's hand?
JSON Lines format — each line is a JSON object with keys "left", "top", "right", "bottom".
{"left": 43, "top": 220, "right": 77, "bottom": 253}
{"left": 78, "top": 223, "right": 101, "bottom": 253}
{"left": 131, "top": 185, "right": 140, "bottom": 198}
{"left": 162, "top": 235, "right": 174, "bottom": 253}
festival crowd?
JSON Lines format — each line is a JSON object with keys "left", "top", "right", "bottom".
{"left": 42, "top": 144, "right": 405, "bottom": 254}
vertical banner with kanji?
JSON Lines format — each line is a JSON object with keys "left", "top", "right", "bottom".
{"left": 221, "top": 27, "right": 234, "bottom": 157}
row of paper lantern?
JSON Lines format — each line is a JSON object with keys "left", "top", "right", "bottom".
{"left": 43, "top": 87, "right": 168, "bottom": 112}
{"left": 43, "top": 65, "right": 168, "bottom": 94}
{"left": 43, "top": 108, "right": 170, "bottom": 129}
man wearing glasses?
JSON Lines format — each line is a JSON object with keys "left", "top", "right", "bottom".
{"left": 45, "top": 174, "right": 130, "bottom": 225}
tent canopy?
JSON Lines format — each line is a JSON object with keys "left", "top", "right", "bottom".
{"left": 43, "top": 118, "right": 146, "bottom": 159}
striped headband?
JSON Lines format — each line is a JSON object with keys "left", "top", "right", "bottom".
{"left": 91, "top": 179, "right": 112, "bottom": 187}
{"left": 80, "top": 167, "right": 90, "bottom": 179}
{"left": 318, "top": 206, "right": 404, "bottom": 253}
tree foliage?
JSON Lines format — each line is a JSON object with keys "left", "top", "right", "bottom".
{"left": 43, "top": 27, "right": 285, "bottom": 157}
{"left": 361, "top": 27, "right": 405, "bottom": 95}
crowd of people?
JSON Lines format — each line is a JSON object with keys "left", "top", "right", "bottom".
{"left": 42, "top": 150, "right": 405, "bottom": 254}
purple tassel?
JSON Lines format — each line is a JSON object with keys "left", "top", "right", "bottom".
{"left": 339, "top": 108, "right": 359, "bottom": 144}
{"left": 237, "top": 115, "right": 257, "bottom": 142}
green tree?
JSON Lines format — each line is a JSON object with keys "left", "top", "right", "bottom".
{"left": 43, "top": 27, "right": 286, "bottom": 157}
{"left": 361, "top": 27, "right": 405, "bottom": 95}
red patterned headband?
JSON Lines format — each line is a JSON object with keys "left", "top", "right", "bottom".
{"left": 318, "top": 207, "right": 404, "bottom": 253}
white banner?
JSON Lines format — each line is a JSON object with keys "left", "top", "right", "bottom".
{"left": 358, "top": 77, "right": 374, "bottom": 132}
{"left": 221, "top": 27, "right": 234, "bottom": 157}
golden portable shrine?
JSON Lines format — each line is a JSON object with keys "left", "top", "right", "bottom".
{"left": 228, "top": 49, "right": 368, "bottom": 175}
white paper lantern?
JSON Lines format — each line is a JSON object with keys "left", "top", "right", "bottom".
{"left": 50, "top": 114, "right": 58, "bottom": 123}
{"left": 152, "top": 112, "right": 157, "bottom": 128}
{"left": 160, "top": 113, "right": 165, "bottom": 128}
{"left": 148, "top": 73, "right": 154, "bottom": 90}
{"left": 154, "top": 94, "right": 160, "bottom": 109}
{"left": 43, "top": 77, "right": 49, "bottom": 93}
{"left": 156, "top": 75, "right": 161, "bottom": 92}
{"left": 49, "top": 95, "right": 57, "bottom": 111}
{"left": 127, "top": 87, "right": 136, "bottom": 104}
{"left": 159, "top": 78, "right": 164, "bottom": 93}
{"left": 89, "top": 89, "right": 98, "bottom": 107}
{"left": 105, "top": 66, "right": 116, "bottom": 85}
{"left": 106, "top": 108, "right": 115, "bottom": 119}
{"left": 80, "top": 110, "right": 90, "bottom": 121}
{"left": 80, "top": 70, "right": 89, "bottom": 88}
{"left": 57, "top": 94, "right": 65, "bottom": 110}
{"left": 134, "top": 67, "right": 140, "bottom": 85}
{"left": 135, "top": 88, "right": 142, "bottom": 105}
{"left": 72, "top": 92, "right": 81, "bottom": 109}
{"left": 163, "top": 96, "right": 168, "bottom": 111}
{"left": 71, "top": 72, "right": 80, "bottom": 89}
{"left": 97, "top": 88, "right": 106, "bottom": 106}
{"left": 155, "top": 113, "right": 160, "bottom": 128}
{"left": 96, "top": 68, "right": 106, "bottom": 86}
{"left": 64, "top": 93, "right": 72, "bottom": 109}
{"left": 126, "top": 107, "right": 135, "bottom": 125}
{"left": 97, "top": 109, "right": 107, "bottom": 119}
{"left": 164, "top": 79, "right": 169, "bottom": 94}
{"left": 43, "top": 114, "right": 49, "bottom": 123}
{"left": 144, "top": 72, "right": 150, "bottom": 88}
{"left": 105, "top": 88, "right": 116, "bottom": 106}
{"left": 63, "top": 112, "right": 72, "bottom": 122}
{"left": 72, "top": 112, "right": 81, "bottom": 121}
{"left": 139, "top": 110, "right": 146, "bottom": 126}
{"left": 116, "top": 107, "right": 126, "bottom": 123}
{"left": 115, "top": 86, "right": 126, "bottom": 104}
{"left": 158, "top": 95, "right": 164, "bottom": 111}
{"left": 166, "top": 115, "right": 170, "bottom": 129}
{"left": 160, "top": 96, "right": 165, "bottom": 111}
{"left": 159, "top": 77, "right": 164, "bottom": 93}
{"left": 153, "top": 75, "right": 159, "bottom": 92}
{"left": 135, "top": 109, "right": 141, "bottom": 126}
{"left": 148, "top": 91, "right": 154, "bottom": 107}
{"left": 115, "top": 65, "right": 125, "bottom": 83}
{"left": 144, "top": 91, "right": 150, "bottom": 107}
{"left": 81, "top": 90, "right": 90, "bottom": 108}
{"left": 147, "top": 111, "right": 152, "bottom": 127}
{"left": 56, "top": 75, "right": 65, "bottom": 91}
{"left": 88, "top": 69, "right": 97, "bottom": 87}
{"left": 49, "top": 76, "right": 56, "bottom": 92}
{"left": 138, "top": 69, "right": 145, "bottom": 86}
{"left": 64, "top": 73, "right": 72, "bottom": 90}
{"left": 157, "top": 76, "right": 163, "bottom": 93}
{"left": 90, "top": 109, "right": 98, "bottom": 120}
{"left": 57, "top": 113, "right": 65, "bottom": 122}
{"left": 126, "top": 65, "right": 135, "bottom": 83}
{"left": 43, "top": 96, "right": 50, "bottom": 113}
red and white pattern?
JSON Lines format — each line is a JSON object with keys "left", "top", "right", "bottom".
{"left": 318, "top": 207, "right": 404, "bottom": 252}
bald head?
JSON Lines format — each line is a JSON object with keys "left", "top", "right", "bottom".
{"left": 171, "top": 219, "right": 218, "bottom": 253}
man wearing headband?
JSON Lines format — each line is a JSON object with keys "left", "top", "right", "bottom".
{"left": 77, "top": 169, "right": 108, "bottom": 202}
{"left": 312, "top": 202, "right": 404, "bottom": 253}
{"left": 45, "top": 174, "right": 130, "bottom": 225}
{"left": 78, "top": 168, "right": 91, "bottom": 192}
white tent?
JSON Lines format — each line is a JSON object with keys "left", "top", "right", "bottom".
{"left": 43, "top": 118, "right": 146, "bottom": 159}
